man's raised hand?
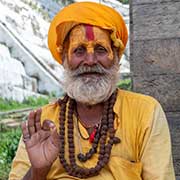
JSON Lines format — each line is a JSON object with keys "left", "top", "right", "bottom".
{"left": 21, "top": 109, "right": 60, "bottom": 169}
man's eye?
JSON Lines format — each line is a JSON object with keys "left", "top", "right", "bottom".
{"left": 94, "top": 45, "right": 107, "bottom": 54}
{"left": 74, "top": 46, "right": 86, "bottom": 55}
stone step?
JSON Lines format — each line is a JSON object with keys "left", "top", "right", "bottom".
{"left": 8, "top": 112, "right": 28, "bottom": 120}
{"left": 0, "top": 118, "right": 21, "bottom": 128}
{"left": 0, "top": 108, "right": 32, "bottom": 122}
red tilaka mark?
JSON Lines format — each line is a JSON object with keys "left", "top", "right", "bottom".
{"left": 85, "top": 25, "right": 94, "bottom": 41}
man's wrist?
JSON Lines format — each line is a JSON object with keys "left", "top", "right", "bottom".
{"left": 23, "top": 166, "right": 51, "bottom": 180}
{"left": 31, "top": 166, "right": 51, "bottom": 180}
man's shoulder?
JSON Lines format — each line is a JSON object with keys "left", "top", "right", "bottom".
{"left": 41, "top": 94, "right": 66, "bottom": 112}
{"left": 40, "top": 98, "right": 61, "bottom": 123}
{"left": 117, "top": 89, "right": 159, "bottom": 107}
{"left": 115, "top": 89, "right": 162, "bottom": 129}
{"left": 41, "top": 100, "right": 59, "bottom": 111}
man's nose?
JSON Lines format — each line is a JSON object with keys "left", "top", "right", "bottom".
{"left": 83, "top": 51, "right": 97, "bottom": 66}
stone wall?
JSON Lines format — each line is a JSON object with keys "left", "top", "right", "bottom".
{"left": 0, "top": 0, "right": 64, "bottom": 101}
{"left": 0, "top": 22, "right": 63, "bottom": 101}
{"left": 130, "top": 0, "right": 180, "bottom": 178}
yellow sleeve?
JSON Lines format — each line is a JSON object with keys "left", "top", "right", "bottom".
{"left": 8, "top": 136, "right": 31, "bottom": 180}
{"left": 141, "top": 103, "right": 175, "bottom": 180}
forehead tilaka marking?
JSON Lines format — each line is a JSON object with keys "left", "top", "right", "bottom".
{"left": 85, "top": 25, "right": 94, "bottom": 41}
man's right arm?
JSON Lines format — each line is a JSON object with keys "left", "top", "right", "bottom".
{"left": 22, "top": 166, "right": 51, "bottom": 180}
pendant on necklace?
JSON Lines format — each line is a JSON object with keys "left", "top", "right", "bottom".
{"left": 89, "top": 125, "right": 98, "bottom": 143}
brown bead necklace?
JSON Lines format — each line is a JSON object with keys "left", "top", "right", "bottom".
{"left": 58, "top": 89, "right": 121, "bottom": 178}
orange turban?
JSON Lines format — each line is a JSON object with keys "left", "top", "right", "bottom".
{"left": 48, "top": 1, "right": 128, "bottom": 64}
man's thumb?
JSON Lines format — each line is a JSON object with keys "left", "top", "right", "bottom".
{"left": 50, "top": 126, "right": 60, "bottom": 148}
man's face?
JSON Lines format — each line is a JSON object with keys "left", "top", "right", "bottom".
{"left": 67, "top": 25, "right": 114, "bottom": 70}
{"left": 62, "top": 25, "right": 119, "bottom": 105}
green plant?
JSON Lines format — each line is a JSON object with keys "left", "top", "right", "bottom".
{"left": 117, "top": 0, "right": 129, "bottom": 4}
{"left": 23, "top": 96, "right": 49, "bottom": 107}
{"left": 117, "top": 78, "right": 132, "bottom": 90}
{"left": 0, "top": 96, "right": 49, "bottom": 112}
{"left": 0, "top": 127, "right": 21, "bottom": 179}
{"left": 0, "top": 98, "right": 21, "bottom": 111}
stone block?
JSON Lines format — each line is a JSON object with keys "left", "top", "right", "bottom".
{"left": 167, "top": 113, "right": 180, "bottom": 177}
{"left": 131, "top": 2, "right": 180, "bottom": 40}
{"left": 22, "top": 75, "right": 38, "bottom": 92}
{"left": 0, "top": 84, "right": 46, "bottom": 102}
{"left": 131, "top": 38, "right": 180, "bottom": 75}
{"left": 132, "top": 0, "right": 179, "bottom": 5}
{"left": 133, "top": 74, "right": 180, "bottom": 112}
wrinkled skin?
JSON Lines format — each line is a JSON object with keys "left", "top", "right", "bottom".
{"left": 21, "top": 109, "right": 60, "bottom": 169}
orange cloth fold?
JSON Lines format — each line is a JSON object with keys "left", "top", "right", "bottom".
{"left": 48, "top": 2, "right": 128, "bottom": 64}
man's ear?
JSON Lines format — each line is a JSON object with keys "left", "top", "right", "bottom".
{"left": 61, "top": 53, "right": 70, "bottom": 70}
{"left": 62, "top": 36, "right": 70, "bottom": 60}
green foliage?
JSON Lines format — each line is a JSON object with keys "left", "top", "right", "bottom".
{"left": 0, "top": 96, "right": 49, "bottom": 112}
{"left": 117, "top": 0, "right": 129, "bottom": 4}
{"left": 0, "top": 127, "right": 21, "bottom": 179}
{"left": 23, "top": 96, "right": 49, "bottom": 107}
{"left": 117, "top": 78, "right": 132, "bottom": 91}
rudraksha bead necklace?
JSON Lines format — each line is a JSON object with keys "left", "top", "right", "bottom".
{"left": 58, "top": 89, "right": 121, "bottom": 178}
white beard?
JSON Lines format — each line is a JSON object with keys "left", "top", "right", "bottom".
{"left": 62, "top": 57, "right": 120, "bottom": 105}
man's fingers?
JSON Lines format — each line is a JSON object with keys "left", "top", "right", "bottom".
{"left": 42, "top": 120, "right": 60, "bottom": 148}
{"left": 35, "top": 109, "right": 42, "bottom": 131}
{"left": 50, "top": 126, "right": 60, "bottom": 148}
{"left": 28, "top": 111, "right": 36, "bottom": 135}
{"left": 42, "top": 120, "right": 56, "bottom": 131}
{"left": 21, "top": 121, "right": 30, "bottom": 143}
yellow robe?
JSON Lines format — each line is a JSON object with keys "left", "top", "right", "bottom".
{"left": 9, "top": 89, "right": 175, "bottom": 180}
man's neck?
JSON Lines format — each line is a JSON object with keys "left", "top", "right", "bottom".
{"left": 76, "top": 101, "right": 104, "bottom": 128}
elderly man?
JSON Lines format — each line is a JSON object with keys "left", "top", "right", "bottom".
{"left": 9, "top": 2, "right": 175, "bottom": 180}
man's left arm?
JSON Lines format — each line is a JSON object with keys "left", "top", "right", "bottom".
{"left": 140, "top": 103, "right": 175, "bottom": 180}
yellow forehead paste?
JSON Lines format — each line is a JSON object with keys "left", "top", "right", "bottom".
{"left": 68, "top": 25, "right": 114, "bottom": 61}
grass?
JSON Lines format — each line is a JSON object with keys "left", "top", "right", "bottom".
{"left": 0, "top": 127, "right": 21, "bottom": 180}
{"left": 0, "top": 96, "right": 49, "bottom": 112}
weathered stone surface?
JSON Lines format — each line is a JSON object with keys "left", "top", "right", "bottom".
{"left": 22, "top": 75, "right": 37, "bottom": 92}
{"left": 0, "top": 85, "right": 46, "bottom": 102}
{"left": 0, "top": 22, "right": 62, "bottom": 95}
{"left": 132, "top": 2, "right": 180, "bottom": 40}
{"left": 0, "top": 43, "right": 26, "bottom": 87}
{"left": 132, "top": 0, "right": 179, "bottom": 5}
{"left": 131, "top": 0, "right": 180, "bottom": 178}
{"left": 167, "top": 112, "right": 180, "bottom": 177}
{"left": 34, "top": 0, "right": 64, "bottom": 19}
{"left": 131, "top": 38, "right": 180, "bottom": 75}
{"left": 133, "top": 74, "right": 180, "bottom": 112}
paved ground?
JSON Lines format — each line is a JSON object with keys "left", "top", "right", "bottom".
{"left": 0, "top": 108, "right": 32, "bottom": 128}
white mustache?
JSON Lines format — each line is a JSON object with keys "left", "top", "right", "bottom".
{"left": 70, "top": 64, "right": 110, "bottom": 77}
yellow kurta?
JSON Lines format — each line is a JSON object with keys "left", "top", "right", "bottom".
{"left": 9, "top": 89, "right": 175, "bottom": 180}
